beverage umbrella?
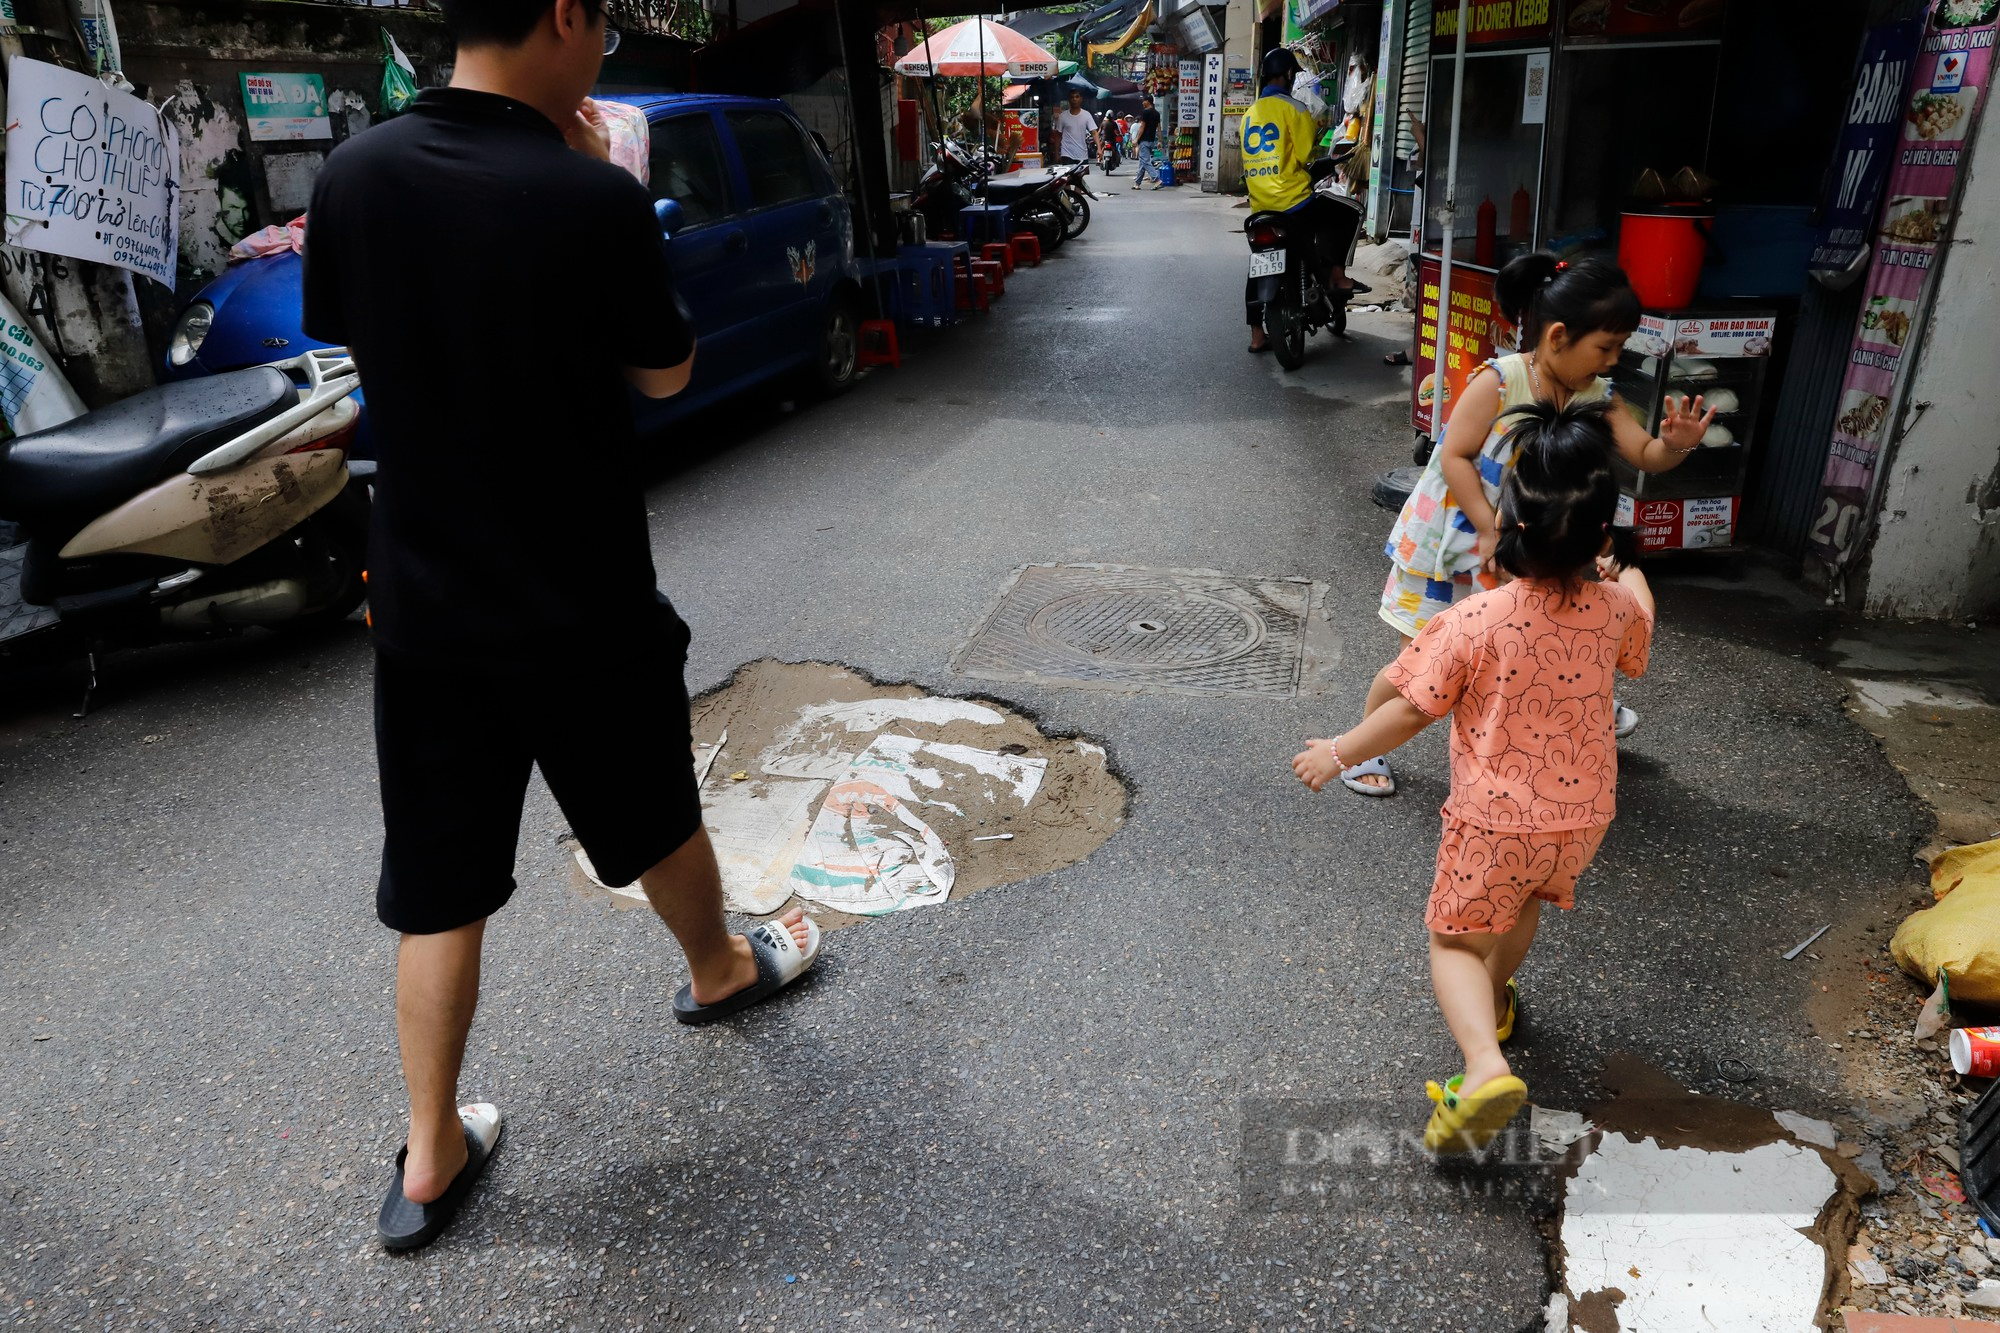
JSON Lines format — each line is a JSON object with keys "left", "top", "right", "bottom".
{"left": 894, "top": 18, "right": 1061, "bottom": 78}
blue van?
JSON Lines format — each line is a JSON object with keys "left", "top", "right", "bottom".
{"left": 164, "top": 94, "right": 865, "bottom": 453}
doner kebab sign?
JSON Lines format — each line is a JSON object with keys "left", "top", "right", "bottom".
{"left": 4, "top": 56, "right": 181, "bottom": 289}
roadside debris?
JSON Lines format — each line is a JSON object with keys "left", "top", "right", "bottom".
{"left": 1544, "top": 1054, "right": 1872, "bottom": 1333}
{"left": 1892, "top": 837, "right": 2000, "bottom": 1003}
{"left": 1786, "top": 924, "right": 1833, "bottom": 960}
{"left": 571, "top": 660, "right": 1124, "bottom": 926}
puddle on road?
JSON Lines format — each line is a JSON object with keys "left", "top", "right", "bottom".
{"left": 1541, "top": 1053, "right": 1872, "bottom": 1333}
{"left": 570, "top": 659, "right": 1126, "bottom": 930}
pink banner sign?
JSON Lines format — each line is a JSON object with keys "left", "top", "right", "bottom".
{"left": 1810, "top": 0, "right": 1997, "bottom": 564}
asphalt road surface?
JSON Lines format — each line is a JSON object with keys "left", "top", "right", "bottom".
{"left": 0, "top": 183, "right": 1925, "bottom": 1332}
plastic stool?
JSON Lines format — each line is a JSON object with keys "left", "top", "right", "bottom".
{"left": 958, "top": 203, "right": 1011, "bottom": 247}
{"left": 1009, "top": 233, "right": 1041, "bottom": 267}
{"left": 971, "top": 258, "right": 1005, "bottom": 300}
{"left": 954, "top": 272, "right": 990, "bottom": 314}
{"left": 981, "top": 242, "right": 1014, "bottom": 277}
{"left": 858, "top": 319, "right": 901, "bottom": 369}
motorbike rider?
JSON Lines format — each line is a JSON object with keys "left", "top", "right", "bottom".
{"left": 1242, "top": 48, "right": 1362, "bottom": 354}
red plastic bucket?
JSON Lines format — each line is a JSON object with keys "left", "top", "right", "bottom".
{"left": 1618, "top": 208, "right": 1712, "bottom": 310}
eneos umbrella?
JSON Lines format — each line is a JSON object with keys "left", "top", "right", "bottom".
{"left": 895, "top": 18, "right": 1061, "bottom": 79}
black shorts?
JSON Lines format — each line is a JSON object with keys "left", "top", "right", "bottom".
{"left": 372, "top": 599, "right": 703, "bottom": 934}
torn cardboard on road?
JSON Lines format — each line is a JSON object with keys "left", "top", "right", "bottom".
{"left": 1545, "top": 1053, "right": 1875, "bottom": 1333}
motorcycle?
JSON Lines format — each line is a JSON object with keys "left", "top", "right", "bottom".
{"left": 0, "top": 347, "right": 370, "bottom": 711}
{"left": 1244, "top": 150, "right": 1367, "bottom": 370}
{"left": 981, "top": 165, "right": 1082, "bottom": 253}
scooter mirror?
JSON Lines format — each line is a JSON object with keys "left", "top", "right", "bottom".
{"left": 654, "top": 198, "right": 686, "bottom": 238}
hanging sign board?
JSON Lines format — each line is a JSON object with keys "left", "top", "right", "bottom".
{"left": 1178, "top": 59, "right": 1202, "bottom": 125}
{"left": 240, "top": 72, "right": 333, "bottom": 143}
{"left": 1436, "top": 0, "right": 1554, "bottom": 46}
{"left": 1199, "top": 52, "right": 1224, "bottom": 187}
{"left": 1810, "top": 0, "right": 2000, "bottom": 567}
{"left": 3, "top": 56, "right": 180, "bottom": 289}
{"left": 1808, "top": 21, "right": 1924, "bottom": 275}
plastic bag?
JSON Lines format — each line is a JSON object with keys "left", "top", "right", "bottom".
{"left": 595, "top": 101, "right": 651, "bottom": 187}
{"left": 1892, "top": 836, "right": 2000, "bottom": 1003}
{"left": 381, "top": 29, "right": 419, "bottom": 116}
{"left": 229, "top": 215, "right": 306, "bottom": 262}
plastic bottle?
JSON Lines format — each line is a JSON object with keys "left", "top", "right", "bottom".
{"left": 1475, "top": 195, "right": 1497, "bottom": 267}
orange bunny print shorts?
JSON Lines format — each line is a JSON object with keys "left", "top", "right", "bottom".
{"left": 1427, "top": 818, "right": 1608, "bottom": 936}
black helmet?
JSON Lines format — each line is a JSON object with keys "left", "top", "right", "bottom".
{"left": 1261, "top": 48, "right": 1302, "bottom": 83}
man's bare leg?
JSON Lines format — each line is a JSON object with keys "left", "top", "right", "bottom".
{"left": 396, "top": 919, "right": 485, "bottom": 1205}
{"left": 638, "top": 827, "right": 811, "bottom": 1006}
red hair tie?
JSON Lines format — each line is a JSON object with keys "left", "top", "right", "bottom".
{"left": 1555, "top": 260, "right": 1570, "bottom": 272}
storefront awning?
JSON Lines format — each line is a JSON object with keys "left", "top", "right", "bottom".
{"left": 1084, "top": 0, "right": 1153, "bottom": 63}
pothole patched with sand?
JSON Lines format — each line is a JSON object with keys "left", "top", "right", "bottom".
{"left": 570, "top": 659, "right": 1126, "bottom": 929}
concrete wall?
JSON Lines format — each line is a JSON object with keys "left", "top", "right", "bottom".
{"left": 1858, "top": 97, "right": 2000, "bottom": 621}
{"left": 117, "top": 2, "right": 455, "bottom": 290}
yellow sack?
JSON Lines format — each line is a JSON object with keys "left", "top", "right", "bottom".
{"left": 1891, "top": 836, "right": 2000, "bottom": 1003}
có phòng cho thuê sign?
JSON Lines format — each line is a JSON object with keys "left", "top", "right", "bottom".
{"left": 3, "top": 56, "right": 180, "bottom": 288}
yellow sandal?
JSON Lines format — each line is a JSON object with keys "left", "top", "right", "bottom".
{"left": 1423, "top": 1073, "right": 1529, "bottom": 1154}
{"left": 1496, "top": 979, "right": 1519, "bottom": 1043}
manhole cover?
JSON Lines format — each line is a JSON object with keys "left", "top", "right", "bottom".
{"left": 953, "top": 564, "right": 1315, "bottom": 697}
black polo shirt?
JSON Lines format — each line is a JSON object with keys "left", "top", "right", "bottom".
{"left": 303, "top": 87, "right": 693, "bottom": 664}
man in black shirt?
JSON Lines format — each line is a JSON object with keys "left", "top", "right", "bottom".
{"left": 304, "top": 0, "right": 823, "bottom": 1252}
{"left": 1131, "top": 94, "right": 1164, "bottom": 190}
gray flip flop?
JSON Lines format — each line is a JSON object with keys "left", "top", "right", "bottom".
{"left": 1339, "top": 755, "right": 1398, "bottom": 797}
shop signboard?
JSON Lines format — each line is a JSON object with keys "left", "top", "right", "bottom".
{"left": 1628, "top": 497, "right": 1742, "bottom": 553}
{"left": 1810, "top": 0, "right": 1999, "bottom": 567}
{"left": 1411, "top": 256, "right": 1515, "bottom": 435}
{"left": 1436, "top": 0, "right": 1554, "bottom": 46}
{"left": 1224, "top": 63, "right": 1256, "bottom": 110}
{"left": 1200, "top": 52, "right": 1224, "bottom": 188}
{"left": 2, "top": 56, "right": 180, "bottom": 289}
{"left": 1178, "top": 58, "right": 1202, "bottom": 126}
{"left": 1808, "top": 19, "right": 1925, "bottom": 274}
{"left": 241, "top": 72, "right": 333, "bottom": 143}
{"left": 1563, "top": 0, "right": 1728, "bottom": 41}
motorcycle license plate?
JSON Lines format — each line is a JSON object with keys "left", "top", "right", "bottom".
{"left": 1247, "top": 249, "right": 1287, "bottom": 279}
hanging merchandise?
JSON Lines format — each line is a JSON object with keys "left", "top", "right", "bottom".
{"left": 380, "top": 29, "right": 420, "bottom": 116}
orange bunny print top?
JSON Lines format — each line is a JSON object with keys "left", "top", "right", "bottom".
{"left": 1383, "top": 578, "right": 1653, "bottom": 833}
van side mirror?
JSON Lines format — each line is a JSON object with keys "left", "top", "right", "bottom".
{"left": 654, "top": 198, "right": 686, "bottom": 237}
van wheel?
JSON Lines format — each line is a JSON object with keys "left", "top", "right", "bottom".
{"left": 814, "top": 292, "right": 860, "bottom": 395}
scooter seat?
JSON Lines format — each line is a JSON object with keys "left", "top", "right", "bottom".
{"left": 0, "top": 368, "right": 294, "bottom": 523}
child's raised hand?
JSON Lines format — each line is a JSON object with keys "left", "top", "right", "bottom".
{"left": 1293, "top": 740, "right": 1340, "bottom": 792}
{"left": 1659, "top": 393, "right": 1718, "bottom": 452}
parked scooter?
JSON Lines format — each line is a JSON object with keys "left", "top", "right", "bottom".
{"left": 1244, "top": 148, "right": 1367, "bottom": 370}
{"left": 980, "top": 165, "right": 1082, "bottom": 253}
{"left": 0, "top": 347, "right": 369, "bottom": 710}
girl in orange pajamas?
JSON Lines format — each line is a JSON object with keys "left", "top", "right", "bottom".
{"left": 1292, "top": 399, "right": 1654, "bottom": 1154}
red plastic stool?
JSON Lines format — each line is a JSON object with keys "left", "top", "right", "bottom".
{"left": 954, "top": 272, "right": 990, "bottom": 313}
{"left": 858, "top": 319, "right": 900, "bottom": 369}
{"left": 1009, "top": 233, "right": 1041, "bottom": 267}
{"left": 981, "top": 241, "right": 1015, "bottom": 276}
{"left": 971, "top": 258, "right": 1005, "bottom": 299}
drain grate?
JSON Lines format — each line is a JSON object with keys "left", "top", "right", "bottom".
{"left": 953, "top": 564, "right": 1314, "bottom": 697}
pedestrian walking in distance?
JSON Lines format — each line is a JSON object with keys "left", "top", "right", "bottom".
{"left": 1130, "top": 94, "right": 1164, "bottom": 189}
{"left": 1052, "top": 89, "right": 1096, "bottom": 166}
{"left": 1339, "top": 254, "right": 1713, "bottom": 797}
{"left": 1292, "top": 401, "right": 1655, "bottom": 1154}
{"left": 302, "top": 0, "right": 823, "bottom": 1253}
